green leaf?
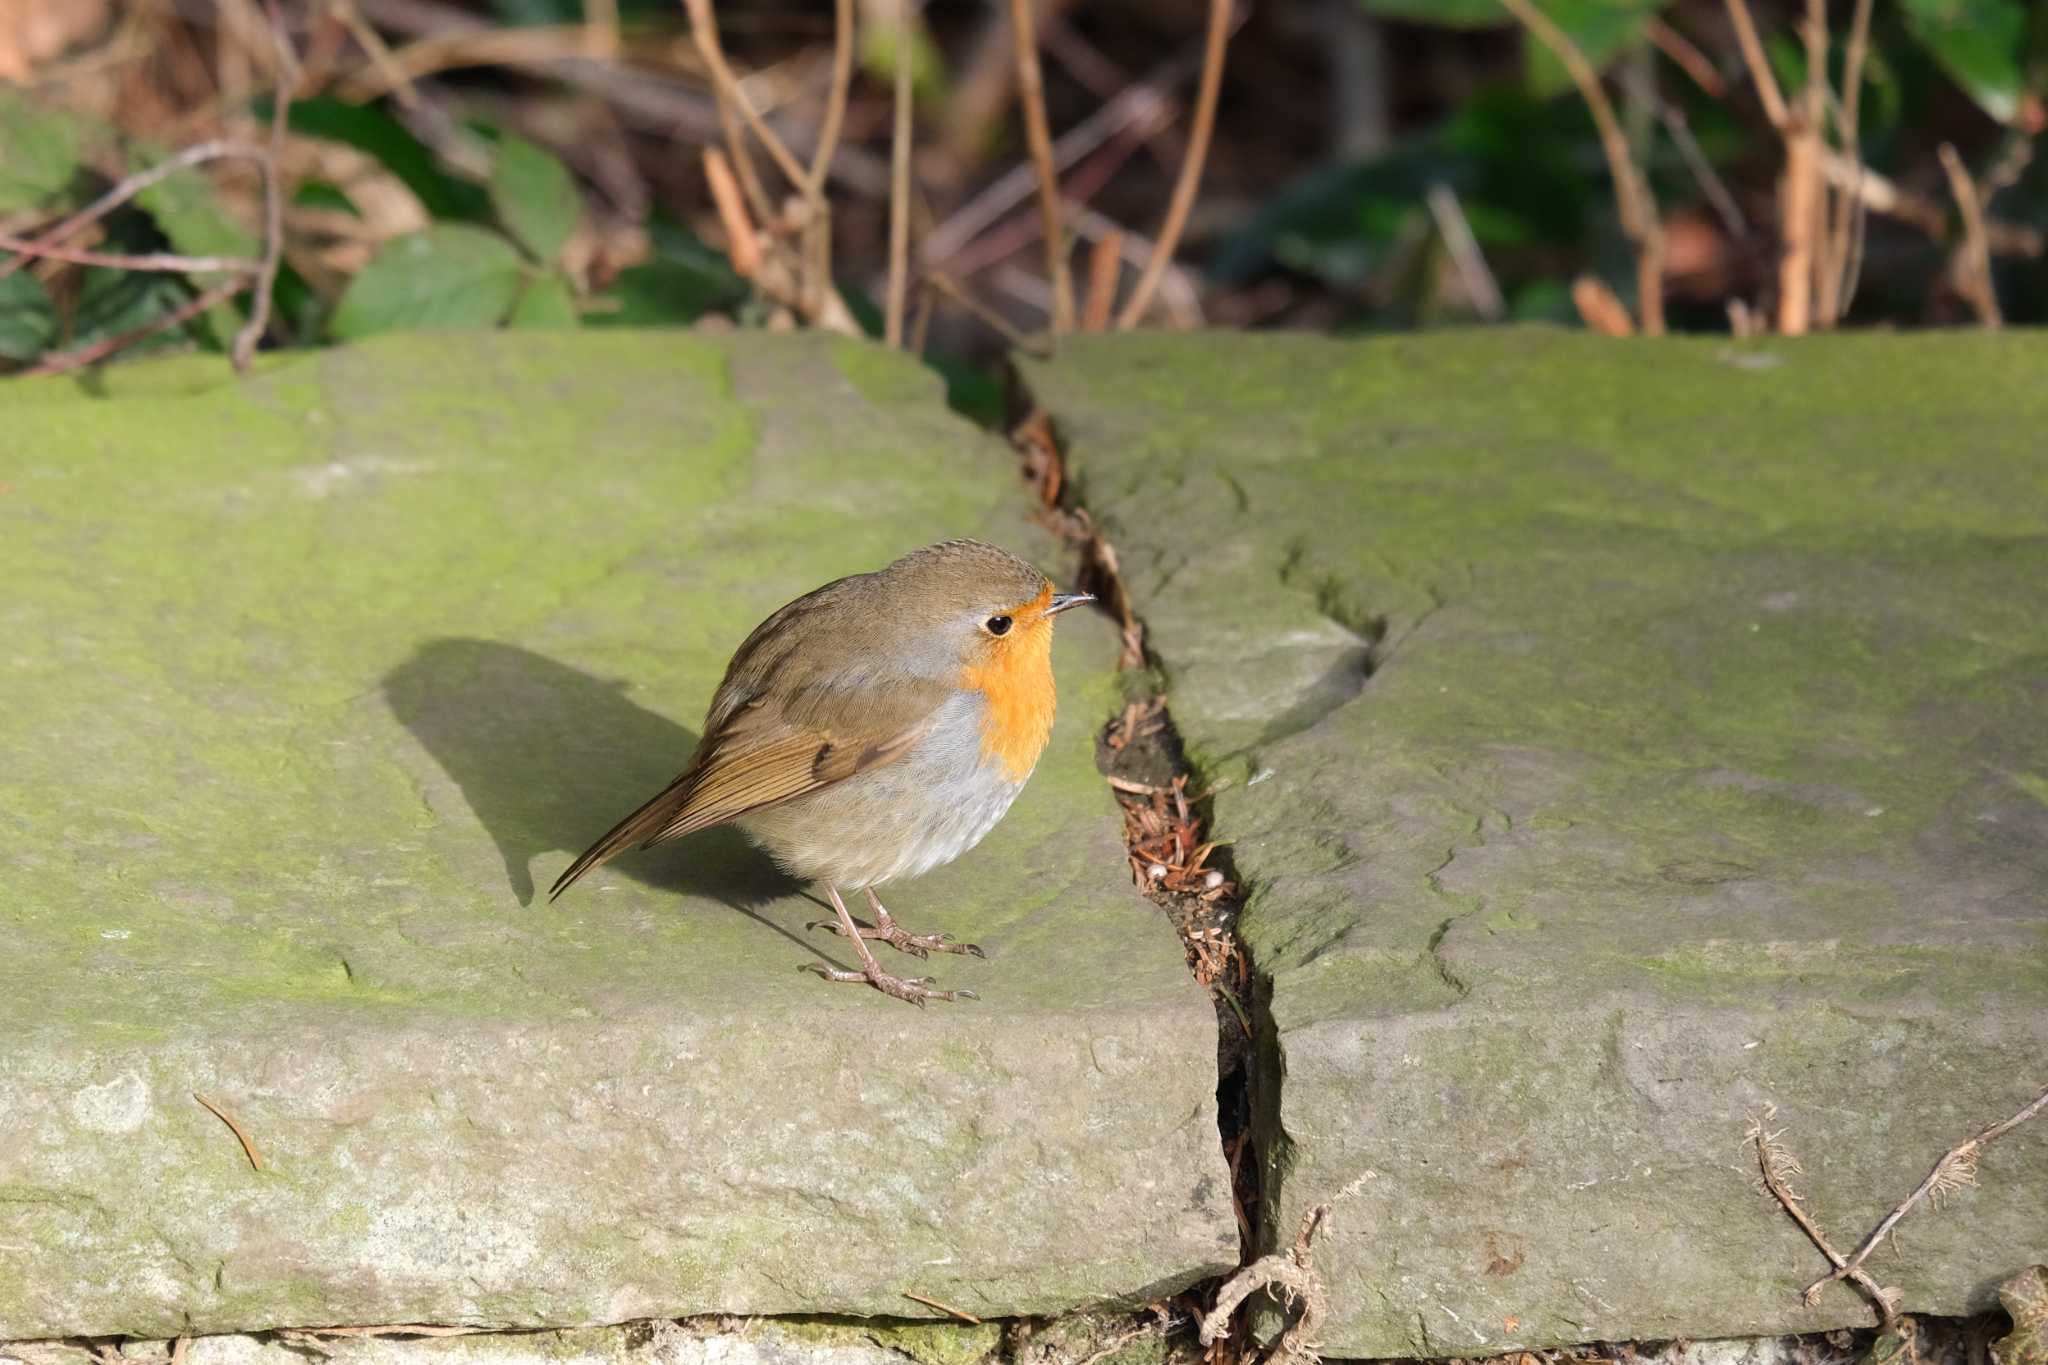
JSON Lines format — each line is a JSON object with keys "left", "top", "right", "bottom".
{"left": 491, "top": 136, "right": 581, "bottom": 262}
{"left": 329, "top": 226, "right": 526, "bottom": 339}
{"left": 586, "top": 217, "right": 747, "bottom": 327}
{"left": 0, "top": 89, "right": 90, "bottom": 214}
{"left": 507, "top": 272, "right": 580, "bottom": 328}
{"left": 128, "top": 146, "right": 262, "bottom": 349}
{"left": 72, "top": 267, "right": 198, "bottom": 358}
{"left": 283, "top": 97, "right": 492, "bottom": 222}
{"left": 1524, "top": 0, "right": 1659, "bottom": 97}
{"left": 1901, "top": 0, "right": 2027, "bottom": 123}
{"left": 0, "top": 271, "right": 56, "bottom": 362}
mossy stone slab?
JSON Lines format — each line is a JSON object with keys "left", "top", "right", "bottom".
{"left": 1024, "top": 330, "right": 2048, "bottom": 1354}
{"left": 0, "top": 332, "right": 1235, "bottom": 1338}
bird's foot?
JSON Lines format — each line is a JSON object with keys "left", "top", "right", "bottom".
{"left": 805, "top": 914, "right": 985, "bottom": 959}
{"left": 801, "top": 960, "right": 978, "bottom": 1006}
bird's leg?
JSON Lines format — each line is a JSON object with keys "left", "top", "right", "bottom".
{"left": 806, "top": 888, "right": 986, "bottom": 959}
{"left": 801, "top": 883, "right": 978, "bottom": 1005}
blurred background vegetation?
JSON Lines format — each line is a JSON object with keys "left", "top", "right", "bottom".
{"left": 0, "top": 0, "right": 2041, "bottom": 398}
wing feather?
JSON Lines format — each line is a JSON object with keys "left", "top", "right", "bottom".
{"left": 546, "top": 683, "right": 940, "bottom": 901}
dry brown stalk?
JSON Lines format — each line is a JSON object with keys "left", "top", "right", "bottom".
{"left": 1805, "top": 1083, "right": 2048, "bottom": 1303}
{"left": 1115, "top": 0, "right": 1230, "bottom": 330}
{"left": 1645, "top": 17, "right": 1724, "bottom": 97}
{"left": 232, "top": 0, "right": 294, "bottom": 371}
{"left": 884, "top": 0, "right": 914, "bottom": 348}
{"left": 1778, "top": 118, "right": 1821, "bottom": 334}
{"left": 1426, "top": 182, "right": 1503, "bottom": 319}
{"left": 1723, "top": 0, "right": 1790, "bottom": 129}
{"left": 702, "top": 147, "right": 761, "bottom": 278}
{"left": 1572, "top": 274, "right": 1634, "bottom": 336}
{"left": 679, "top": 0, "right": 810, "bottom": 198}
{"left": 0, "top": 141, "right": 268, "bottom": 284}
{"left": 1199, "top": 1178, "right": 1373, "bottom": 1365}
{"left": 1745, "top": 1106, "right": 1898, "bottom": 1324}
{"left": 1008, "top": 0, "right": 1074, "bottom": 332}
{"left": 1938, "top": 143, "right": 2001, "bottom": 327}
{"left": 1825, "top": 0, "right": 1875, "bottom": 316}
{"left": 0, "top": 232, "right": 258, "bottom": 274}
{"left": 191, "top": 1091, "right": 267, "bottom": 1172}
{"left": 1499, "top": 0, "right": 1664, "bottom": 334}
{"left": 901, "top": 1291, "right": 982, "bottom": 1323}
{"left": 927, "top": 271, "right": 1050, "bottom": 357}
{"left": 804, "top": 0, "right": 855, "bottom": 197}
{"left": 26, "top": 278, "right": 245, "bottom": 376}
{"left": 1081, "top": 228, "right": 1122, "bottom": 330}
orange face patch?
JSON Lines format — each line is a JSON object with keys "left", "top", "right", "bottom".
{"left": 958, "top": 583, "right": 1058, "bottom": 781}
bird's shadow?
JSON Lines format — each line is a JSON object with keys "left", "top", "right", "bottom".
{"left": 383, "top": 638, "right": 839, "bottom": 965}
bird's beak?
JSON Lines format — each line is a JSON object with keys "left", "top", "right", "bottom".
{"left": 1045, "top": 591, "right": 1095, "bottom": 616}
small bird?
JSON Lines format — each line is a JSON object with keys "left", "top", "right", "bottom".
{"left": 549, "top": 539, "right": 1094, "bottom": 1005}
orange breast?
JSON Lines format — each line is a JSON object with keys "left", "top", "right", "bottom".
{"left": 958, "top": 596, "right": 1058, "bottom": 782}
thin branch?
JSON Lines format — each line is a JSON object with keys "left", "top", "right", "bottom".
{"left": 0, "top": 141, "right": 267, "bottom": 283}
{"left": 0, "top": 233, "right": 259, "bottom": 274}
{"left": 1081, "top": 227, "right": 1122, "bottom": 330}
{"left": 1009, "top": 0, "right": 1074, "bottom": 332}
{"left": 1426, "top": 182, "right": 1504, "bottom": 320}
{"left": 804, "top": 0, "right": 855, "bottom": 197}
{"left": 1498, "top": 0, "right": 1664, "bottom": 334}
{"left": 1939, "top": 142, "right": 2001, "bottom": 327}
{"left": 884, "top": 0, "right": 915, "bottom": 348}
{"left": 27, "top": 279, "right": 246, "bottom": 377}
{"left": 927, "top": 271, "right": 1052, "bottom": 358}
{"left": 901, "top": 1291, "right": 981, "bottom": 1324}
{"left": 1722, "top": 0, "right": 1789, "bottom": 129}
{"left": 1811, "top": 1083, "right": 2048, "bottom": 1304}
{"left": 233, "top": 0, "right": 294, "bottom": 372}
{"left": 1800, "top": 0, "right": 1837, "bottom": 327}
{"left": 1645, "top": 16, "right": 1725, "bottom": 97}
{"left": 1746, "top": 1107, "right": 1897, "bottom": 1325}
{"left": 1827, "top": 0, "right": 1875, "bottom": 316}
{"left": 1115, "top": 0, "right": 1230, "bottom": 330}
{"left": 1660, "top": 103, "right": 1747, "bottom": 236}
{"left": 703, "top": 148, "right": 762, "bottom": 277}
{"left": 680, "top": 0, "right": 813, "bottom": 202}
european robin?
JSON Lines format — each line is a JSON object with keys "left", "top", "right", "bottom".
{"left": 549, "top": 539, "right": 1094, "bottom": 1005}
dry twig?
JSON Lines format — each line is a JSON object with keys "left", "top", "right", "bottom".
{"left": 804, "top": 0, "right": 855, "bottom": 198}
{"left": 1745, "top": 1106, "right": 1898, "bottom": 1324}
{"left": 27, "top": 280, "right": 246, "bottom": 377}
{"left": 1426, "top": 183, "right": 1503, "bottom": 320}
{"left": 1499, "top": 0, "right": 1664, "bottom": 334}
{"left": 901, "top": 1291, "right": 982, "bottom": 1323}
{"left": 1938, "top": 143, "right": 2001, "bottom": 328}
{"left": 1009, "top": 0, "right": 1074, "bottom": 332}
{"left": 0, "top": 141, "right": 268, "bottom": 284}
{"left": 1115, "top": 0, "right": 1230, "bottom": 329}
{"left": 1199, "top": 1177, "right": 1374, "bottom": 1365}
{"left": 1081, "top": 228, "right": 1122, "bottom": 330}
{"left": 0, "top": 233, "right": 258, "bottom": 274}
{"left": 1572, "top": 275, "right": 1634, "bottom": 336}
{"left": 232, "top": 0, "right": 294, "bottom": 371}
{"left": 927, "top": 271, "right": 1050, "bottom": 357}
{"left": 1803, "top": 1083, "right": 2048, "bottom": 1302}
{"left": 1824, "top": 0, "right": 1875, "bottom": 316}
{"left": 884, "top": 0, "right": 914, "bottom": 348}
{"left": 1723, "top": 0, "right": 1790, "bottom": 129}
{"left": 191, "top": 1091, "right": 267, "bottom": 1172}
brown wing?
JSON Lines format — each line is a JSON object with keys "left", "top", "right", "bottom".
{"left": 545, "top": 681, "right": 941, "bottom": 902}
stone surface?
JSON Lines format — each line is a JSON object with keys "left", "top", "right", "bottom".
{"left": 1025, "top": 330, "right": 2048, "bottom": 1355}
{"left": 0, "top": 333, "right": 1235, "bottom": 1338}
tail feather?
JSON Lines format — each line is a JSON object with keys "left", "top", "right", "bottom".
{"left": 547, "top": 767, "right": 701, "bottom": 901}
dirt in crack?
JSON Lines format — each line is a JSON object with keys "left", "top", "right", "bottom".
{"left": 1008, "top": 402, "right": 1264, "bottom": 1359}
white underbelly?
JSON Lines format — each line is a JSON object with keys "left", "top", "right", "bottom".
{"left": 736, "top": 696, "right": 1030, "bottom": 888}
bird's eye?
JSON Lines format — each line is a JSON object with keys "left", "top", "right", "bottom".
{"left": 984, "top": 615, "right": 1013, "bottom": 636}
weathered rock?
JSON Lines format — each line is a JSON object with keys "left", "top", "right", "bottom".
{"left": 0, "top": 333, "right": 1235, "bottom": 1338}
{"left": 1024, "top": 330, "right": 2048, "bottom": 1355}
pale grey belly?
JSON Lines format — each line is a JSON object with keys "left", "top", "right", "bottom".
{"left": 737, "top": 693, "right": 1028, "bottom": 888}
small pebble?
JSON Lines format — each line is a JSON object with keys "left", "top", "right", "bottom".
{"left": 1147, "top": 863, "right": 1168, "bottom": 881}
{"left": 1203, "top": 870, "right": 1224, "bottom": 890}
